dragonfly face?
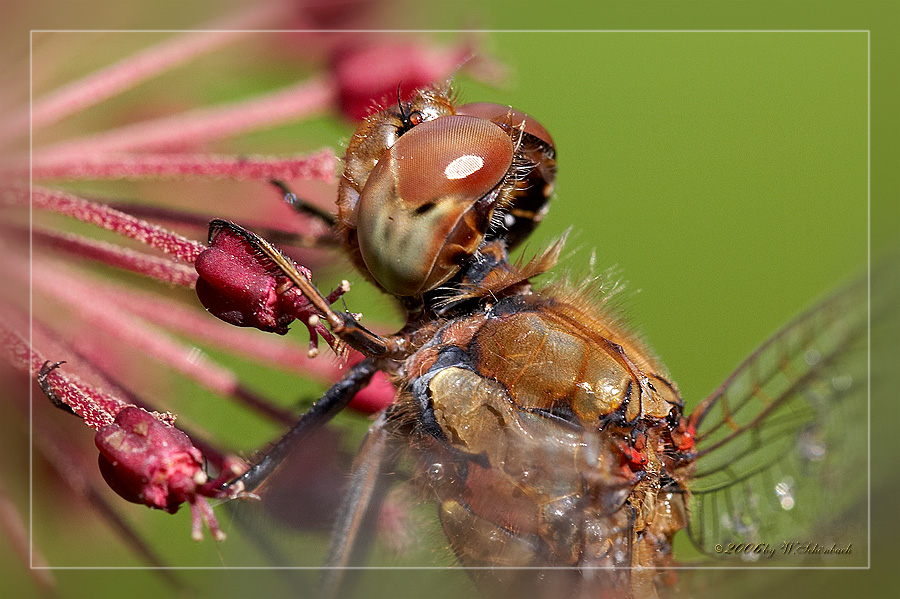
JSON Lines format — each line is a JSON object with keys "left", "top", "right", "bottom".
{"left": 212, "top": 84, "right": 868, "bottom": 599}
{"left": 336, "top": 86, "right": 556, "bottom": 297}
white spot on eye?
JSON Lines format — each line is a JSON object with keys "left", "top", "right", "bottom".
{"left": 444, "top": 154, "right": 484, "bottom": 179}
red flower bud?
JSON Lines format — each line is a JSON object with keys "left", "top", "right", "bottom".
{"left": 195, "top": 223, "right": 294, "bottom": 334}
{"left": 332, "top": 42, "right": 466, "bottom": 121}
{"left": 195, "top": 220, "right": 348, "bottom": 357}
{"left": 95, "top": 407, "right": 204, "bottom": 513}
{"left": 95, "top": 406, "right": 232, "bottom": 541}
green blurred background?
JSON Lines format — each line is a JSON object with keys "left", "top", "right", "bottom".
{"left": 4, "top": 1, "right": 897, "bottom": 598}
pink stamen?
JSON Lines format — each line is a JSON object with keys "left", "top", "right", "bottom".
{"left": 31, "top": 227, "right": 198, "bottom": 287}
{"left": 26, "top": 150, "right": 337, "bottom": 182}
{"left": 22, "top": 185, "right": 206, "bottom": 263}
{"left": 7, "top": 1, "right": 295, "bottom": 141}
{"left": 101, "top": 201, "right": 339, "bottom": 248}
{"left": 35, "top": 77, "right": 336, "bottom": 161}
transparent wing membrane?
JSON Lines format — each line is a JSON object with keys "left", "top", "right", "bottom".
{"left": 686, "top": 274, "right": 869, "bottom": 565}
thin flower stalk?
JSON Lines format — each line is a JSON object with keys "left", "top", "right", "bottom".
{"left": 25, "top": 185, "right": 207, "bottom": 263}
{"left": 30, "top": 226, "right": 199, "bottom": 287}
{"left": 102, "top": 200, "right": 339, "bottom": 249}
{"left": 34, "top": 76, "right": 336, "bottom": 161}
{"left": 16, "top": 1, "right": 296, "bottom": 143}
{"left": 23, "top": 149, "right": 337, "bottom": 183}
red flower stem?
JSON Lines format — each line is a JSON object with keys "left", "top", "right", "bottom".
{"left": 10, "top": 1, "right": 294, "bottom": 141}
{"left": 103, "top": 201, "right": 339, "bottom": 249}
{"left": 29, "top": 259, "right": 297, "bottom": 425}
{"left": 27, "top": 150, "right": 337, "bottom": 182}
{"left": 29, "top": 226, "right": 198, "bottom": 287}
{"left": 1, "top": 325, "right": 136, "bottom": 429}
{"left": 24, "top": 185, "right": 206, "bottom": 263}
{"left": 35, "top": 76, "right": 336, "bottom": 160}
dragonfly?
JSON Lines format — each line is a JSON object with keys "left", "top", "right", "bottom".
{"left": 17, "top": 32, "right": 875, "bottom": 599}
{"left": 189, "top": 84, "right": 871, "bottom": 599}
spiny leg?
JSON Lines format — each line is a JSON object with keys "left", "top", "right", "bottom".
{"left": 224, "top": 358, "right": 379, "bottom": 495}
{"left": 270, "top": 179, "right": 337, "bottom": 228}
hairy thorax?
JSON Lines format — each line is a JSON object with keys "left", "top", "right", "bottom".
{"left": 395, "top": 287, "right": 695, "bottom": 599}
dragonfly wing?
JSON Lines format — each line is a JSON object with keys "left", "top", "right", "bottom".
{"left": 686, "top": 272, "right": 869, "bottom": 565}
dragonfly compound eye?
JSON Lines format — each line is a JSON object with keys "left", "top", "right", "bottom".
{"left": 355, "top": 115, "right": 515, "bottom": 296}
{"left": 456, "top": 102, "right": 557, "bottom": 248}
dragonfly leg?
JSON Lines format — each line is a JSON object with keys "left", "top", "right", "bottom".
{"left": 223, "top": 358, "right": 379, "bottom": 495}
{"left": 319, "top": 411, "right": 399, "bottom": 599}
{"left": 270, "top": 179, "right": 337, "bottom": 228}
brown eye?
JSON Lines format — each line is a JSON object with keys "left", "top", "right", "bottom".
{"left": 356, "top": 115, "right": 515, "bottom": 296}
{"left": 456, "top": 102, "right": 557, "bottom": 248}
{"left": 456, "top": 102, "right": 555, "bottom": 149}
{"left": 393, "top": 116, "right": 513, "bottom": 206}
